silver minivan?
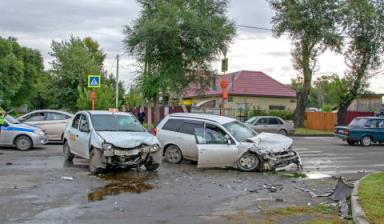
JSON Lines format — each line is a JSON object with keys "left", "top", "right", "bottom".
{"left": 155, "top": 113, "right": 301, "bottom": 172}
{"left": 63, "top": 111, "right": 162, "bottom": 173}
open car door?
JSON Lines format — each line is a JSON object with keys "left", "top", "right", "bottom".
{"left": 194, "top": 127, "right": 238, "bottom": 168}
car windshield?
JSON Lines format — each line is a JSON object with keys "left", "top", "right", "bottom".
{"left": 349, "top": 118, "right": 368, "bottom": 128}
{"left": 91, "top": 114, "right": 146, "bottom": 132}
{"left": 5, "top": 115, "right": 20, "bottom": 124}
{"left": 223, "top": 121, "right": 257, "bottom": 142}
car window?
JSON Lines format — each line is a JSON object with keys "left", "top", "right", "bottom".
{"left": 162, "top": 119, "right": 184, "bottom": 132}
{"left": 366, "top": 119, "right": 379, "bottom": 128}
{"left": 256, "top": 118, "right": 268, "bottom": 125}
{"left": 91, "top": 114, "right": 145, "bottom": 132}
{"left": 349, "top": 118, "right": 368, "bottom": 128}
{"left": 245, "top": 117, "right": 257, "bottom": 124}
{"left": 25, "top": 112, "right": 45, "bottom": 122}
{"left": 79, "top": 115, "right": 89, "bottom": 132}
{"left": 204, "top": 123, "right": 228, "bottom": 144}
{"left": 223, "top": 121, "right": 257, "bottom": 142}
{"left": 378, "top": 120, "right": 384, "bottom": 128}
{"left": 46, "top": 112, "right": 67, "bottom": 121}
{"left": 179, "top": 121, "right": 204, "bottom": 135}
{"left": 72, "top": 114, "right": 81, "bottom": 129}
{"left": 269, "top": 118, "right": 281, "bottom": 125}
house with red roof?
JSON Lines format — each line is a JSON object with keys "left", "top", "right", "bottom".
{"left": 183, "top": 70, "right": 297, "bottom": 113}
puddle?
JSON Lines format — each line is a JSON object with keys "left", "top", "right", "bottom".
{"left": 305, "top": 173, "right": 331, "bottom": 179}
{"left": 88, "top": 170, "right": 158, "bottom": 202}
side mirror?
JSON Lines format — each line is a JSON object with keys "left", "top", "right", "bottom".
{"left": 225, "top": 135, "right": 233, "bottom": 145}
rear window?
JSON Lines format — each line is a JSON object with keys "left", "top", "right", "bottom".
{"left": 349, "top": 118, "right": 368, "bottom": 128}
{"left": 179, "top": 121, "right": 204, "bottom": 135}
{"left": 162, "top": 119, "right": 184, "bottom": 132}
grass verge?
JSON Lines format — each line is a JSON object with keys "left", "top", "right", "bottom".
{"left": 358, "top": 172, "right": 384, "bottom": 224}
{"left": 295, "top": 128, "right": 335, "bottom": 136}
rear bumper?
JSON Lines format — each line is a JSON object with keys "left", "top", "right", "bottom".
{"left": 336, "top": 134, "right": 359, "bottom": 141}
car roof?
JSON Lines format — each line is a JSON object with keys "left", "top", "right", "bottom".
{"left": 81, "top": 110, "right": 133, "bottom": 116}
{"left": 169, "top": 113, "right": 236, "bottom": 124}
{"left": 23, "top": 109, "right": 73, "bottom": 116}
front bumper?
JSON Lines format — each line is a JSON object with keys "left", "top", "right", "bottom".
{"left": 102, "top": 147, "right": 162, "bottom": 167}
{"left": 32, "top": 134, "right": 48, "bottom": 146}
{"left": 261, "top": 151, "right": 301, "bottom": 171}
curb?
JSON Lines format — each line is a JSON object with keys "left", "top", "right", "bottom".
{"left": 352, "top": 174, "right": 371, "bottom": 224}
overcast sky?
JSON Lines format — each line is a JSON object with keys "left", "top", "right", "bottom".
{"left": 1, "top": 0, "right": 383, "bottom": 93}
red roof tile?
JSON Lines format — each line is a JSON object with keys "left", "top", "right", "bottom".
{"left": 185, "top": 70, "right": 296, "bottom": 98}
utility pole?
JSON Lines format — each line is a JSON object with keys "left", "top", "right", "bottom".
{"left": 115, "top": 54, "right": 119, "bottom": 109}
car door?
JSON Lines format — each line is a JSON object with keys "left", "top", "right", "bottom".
{"left": 43, "top": 112, "right": 71, "bottom": 140}
{"left": 76, "top": 114, "right": 92, "bottom": 159}
{"left": 0, "top": 121, "right": 13, "bottom": 145}
{"left": 177, "top": 120, "right": 204, "bottom": 160}
{"left": 268, "top": 117, "right": 283, "bottom": 133}
{"left": 252, "top": 118, "right": 269, "bottom": 132}
{"left": 21, "top": 112, "right": 46, "bottom": 128}
{"left": 196, "top": 123, "right": 238, "bottom": 168}
{"left": 377, "top": 119, "right": 384, "bottom": 142}
{"left": 67, "top": 114, "right": 82, "bottom": 157}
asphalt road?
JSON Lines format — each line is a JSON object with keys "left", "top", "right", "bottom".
{"left": 0, "top": 137, "right": 382, "bottom": 224}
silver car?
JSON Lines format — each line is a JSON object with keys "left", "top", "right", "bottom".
{"left": 63, "top": 111, "right": 162, "bottom": 173}
{"left": 155, "top": 113, "right": 301, "bottom": 172}
{"left": 245, "top": 116, "right": 295, "bottom": 136}
{"left": 17, "top": 110, "right": 73, "bottom": 141}
{"left": 0, "top": 115, "right": 48, "bottom": 150}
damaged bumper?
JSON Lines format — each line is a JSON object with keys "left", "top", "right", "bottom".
{"left": 261, "top": 150, "right": 301, "bottom": 171}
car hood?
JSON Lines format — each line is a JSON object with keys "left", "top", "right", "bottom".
{"left": 8, "top": 123, "right": 39, "bottom": 132}
{"left": 96, "top": 131, "right": 158, "bottom": 149}
{"left": 244, "top": 132, "right": 293, "bottom": 154}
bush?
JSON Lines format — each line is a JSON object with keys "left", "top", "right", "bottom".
{"left": 248, "top": 108, "right": 294, "bottom": 121}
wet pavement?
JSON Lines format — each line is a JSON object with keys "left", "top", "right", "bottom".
{"left": 0, "top": 137, "right": 383, "bottom": 223}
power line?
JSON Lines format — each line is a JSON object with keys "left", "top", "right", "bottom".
{"left": 237, "top": 24, "right": 273, "bottom": 31}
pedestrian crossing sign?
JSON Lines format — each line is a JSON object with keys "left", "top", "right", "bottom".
{"left": 88, "top": 75, "right": 101, "bottom": 88}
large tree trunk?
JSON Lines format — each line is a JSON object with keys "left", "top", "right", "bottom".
{"left": 153, "top": 100, "right": 161, "bottom": 125}
{"left": 147, "top": 103, "right": 153, "bottom": 129}
{"left": 337, "top": 104, "right": 348, "bottom": 126}
{"left": 294, "top": 77, "right": 311, "bottom": 128}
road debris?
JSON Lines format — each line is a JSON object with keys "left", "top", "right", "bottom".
{"left": 61, "top": 176, "right": 74, "bottom": 181}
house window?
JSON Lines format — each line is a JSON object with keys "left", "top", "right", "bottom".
{"left": 269, "top": 105, "right": 285, "bottom": 111}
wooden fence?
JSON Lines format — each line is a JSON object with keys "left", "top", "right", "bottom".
{"left": 304, "top": 111, "right": 374, "bottom": 131}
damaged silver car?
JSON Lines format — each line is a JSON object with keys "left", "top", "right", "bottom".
{"left": 156, "top": 113, "right": 301, "bottom": 171}
{"left": 63, "top": 111, "right": 161, "bottom": 173}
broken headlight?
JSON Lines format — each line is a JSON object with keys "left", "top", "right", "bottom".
{"left": 150, "top": 144, "right": 160, "bottom": 152}
{"left": 102, "top": 143, "right": 113, "bottom": 151}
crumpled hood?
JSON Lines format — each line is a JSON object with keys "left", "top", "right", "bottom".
{"left": 97, "top": 131, "right": 158, "bottom": 149}
{"left": 246, "top": 132, "right": 293, "bottom": 154}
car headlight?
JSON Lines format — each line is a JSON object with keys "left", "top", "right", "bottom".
{"left": 34, "top": 129, "right": 45, "bottom": 136}
{"left": 102, "top": 143, "right": 113, "bottom": 150}
{"left": 150, "top": 144, "right": 160, "bottom": 152}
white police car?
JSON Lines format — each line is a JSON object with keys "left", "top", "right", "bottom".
{"left": 0, "top": 115, "right": 48, "bottom": 150}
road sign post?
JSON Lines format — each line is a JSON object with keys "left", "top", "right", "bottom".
{"left": 220, "top": 80, "right": 228, "bottom": 116}
{"left": 88, "top": 75, "right": 101, "bottom": 110}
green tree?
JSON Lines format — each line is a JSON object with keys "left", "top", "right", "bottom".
{"left": 336, "top": 0, "right": 384, "bottom": 125}
{"left": 0, "top": 37, "right": 45, "bottom": 109}
{"left": 269, "top": 0, "right": 343, "bottom": 127}
{"left": 124, "top": 0, "right": 235, "bottom": 124}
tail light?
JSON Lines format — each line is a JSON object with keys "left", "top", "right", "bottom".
{"left": 344, "top": 130, "right": 349, "bottom": 136}
{"left": 151, "top": 128, "right": 157, "bottom": 136}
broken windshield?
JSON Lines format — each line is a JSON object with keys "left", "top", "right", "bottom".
{"left": 223, "top": 121, "right": 257, "bottom": 142}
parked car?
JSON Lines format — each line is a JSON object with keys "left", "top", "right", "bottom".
{"left": 17, "top": 110, "right": 73, "bottom": 141}
{"left": 63, "top": 111, "right": 161, "bottom": 173}
{"left": 245, "top": 116, "right": 294, "bottom": 136}
{"left": 155, "top": 113, "right": 301, "bottom": 172}
{"left": 336, "top": 117, "right": 384, "bottom": 146}
{"left": 0, "top": 115, "right": 48, "bottom": 150}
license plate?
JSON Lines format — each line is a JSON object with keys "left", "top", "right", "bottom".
{"left": 114, "top": 149, "right": 139, "bottom": 156}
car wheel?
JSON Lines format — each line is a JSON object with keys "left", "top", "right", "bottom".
{"left": 15, "top": 135, "right": 33, "bottom": 151}
{"left": 278, "top": 129, "right": 288, "bottom": 136}
{"left": 89, "top": 149, "right": 104, "bottom": 174}
{"left": 63, "top": 141, "right": 74, "bottom": 161}
{"left": 346, "top": 140, "right": 355, "bottom": 145}
{"left": 164, "top": 145, "right": 183, "bottom": 164}
{"left": 361, "top": 136, "right": 372, "bottom": 147}
{"left": 237, "top": 152, "right": 260, "bottom": 172}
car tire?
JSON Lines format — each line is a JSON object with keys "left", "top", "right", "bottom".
{"left": 164, "top": 145, "right": 183, "bottom": 164}
{"left": 278, "top": 129, "right": 288, "bottom": 136}
{"left": 346, "top": 140, "right": 355, "bottom": 145}
{"left": 144, "top": 158, "right": 160, "bottom": 171}
{"left": 89, "top": 149, "right": 104, "bottom": 174}
{"left": 14, "top": 135, "right": 33, "bottom": 151}
{"left": 361, "top": 136, "right": 372, "bottom": 147}
{"left": 237, "top": 152, "right": 260, "bottom": 172}
{"left": 63, "top": 141, "right": 74, "bottom": 161}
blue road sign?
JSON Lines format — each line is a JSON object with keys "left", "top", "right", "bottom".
{"left": 88, "top": 75, "right": 101, "bottom": 88}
